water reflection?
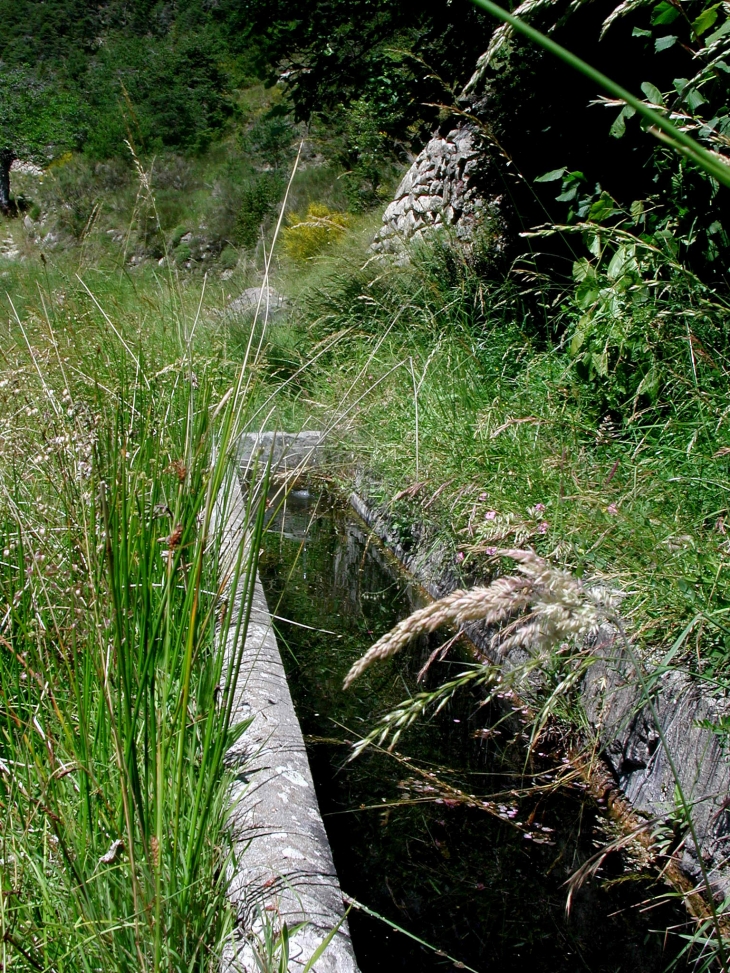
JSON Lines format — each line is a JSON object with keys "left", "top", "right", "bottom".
{"left": 259, "top": 488, "right": 687, "bottom": 973}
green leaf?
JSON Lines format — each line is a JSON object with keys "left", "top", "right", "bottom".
{"left": 572, "top": 257, "right": 594, "bottom": 281}
{"left": 635, "top": 365, "right": 659, "bottom": 401}
{"left": 556, "top": 184, "right": 579, "bottom": 202}
{"left": 693, "top": 4, "right": 720, "bottom": 36}
{"left": 685, "top": 87, "right": 708, "bottom": 111}
{"left": 592, "top": 349, "right": 609, "bottom": 377}
{"left": 655, "top": 34, "right": 678, "bottom": 51}
{"left": 570, "top": 330, "right": 586, "bottom": 355}
{"left": 640, "top": 81, "right": 665, "bottom": 106}
{"left": 576, "top": 279, "right": 600, "bottom": 308}
{"left": 607, "top": 245, "right": 630, "bottom": 279}
{"left": 630, "top": 199, "right": 645, "bottom": 221}
{"left": 535, "top": 167, "right": 565, "bottom": 182}
{"left": 610, "top": 104, "right": 636, "bottom": 138}
{"left": 651, "top": 1, "right": 681, "bottom": 25}
{"left": 706, "top": 18, "right": 730, "bottom": 44}
{"left": 589, "top": 192, "right": 617, "bottom": 221}
{"left": 632, "top": 26, "right": 653, "bottom": 37}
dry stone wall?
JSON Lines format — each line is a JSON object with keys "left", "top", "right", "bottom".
{"left": 371, "top": 122, "right": 498, "bottom": 255}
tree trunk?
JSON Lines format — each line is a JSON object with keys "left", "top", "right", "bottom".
{"left": 0, "top": 150, "right": 16, "bottom": 216}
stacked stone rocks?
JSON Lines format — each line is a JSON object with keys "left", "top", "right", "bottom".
{"left": 371, "top": 122, "right": 495, "bottom": 255}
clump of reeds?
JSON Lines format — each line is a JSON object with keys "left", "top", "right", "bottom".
{"left": 0, "top": 260, "right": 270, "bottom": 972}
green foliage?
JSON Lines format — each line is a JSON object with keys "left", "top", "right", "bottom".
{"left": 175, "top": 241, "right": 193, "bottom": 264}
{"left": 226, "top": 0, "right": 493, "bottom": 204}
{"left": 84, "top": 32, "right": 234, "bottom": 158}
{"left": 218, "top": 244, "right": 239, "bottom": 270}
{"left": 267, "top": 228, "right": 730, "bottom": 677}
{"left": 283, "top": 203, "right": 350, "bottom": 261}
{"left": 240, "top": 112, "right": 296, "bottom": 169}
{"left": 338, "top": 98, "right": 392, "bottom": 210}
{"left": 0, "top": 64, "right": 86, "bottom": 163}
{"left": 234, "top": 172, "right": 285, "bottom": 251}
{"left": 0, "top": 265, "right": 266, "bottom": 972}
{"left": 171, "top": 224, "right": 192, "bottom": 249}
{"left": 558, "top": 220, "right": 730, "bottom": 412}
{"left": 0, "top": 3, "right": 238, "bottom": 167}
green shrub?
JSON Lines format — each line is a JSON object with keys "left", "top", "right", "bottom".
{"left": 283, "top": 203, "right": 350, "bottom": 261}
{"left": 218, "top": 244, "right": 239, "bottom": 270}
{"left": 170, "top": 224, "right": 191, "bottom": 249}
{"left": 175, "top": 242, "right": 192, "bottom": 264}
{"left": 234, "top": 171, "right": 284, "bottom": 250}
{"left": 242, "top": 113, "right": 296, "bottom": 168}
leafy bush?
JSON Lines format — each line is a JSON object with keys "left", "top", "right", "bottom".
{"left": 565, "top": 229, "right": 730, "bottom": 412}
{"left": 283, "top": 203, "right": 350, "bottom": 261}
{"left": 339, "top": 97, "right": 392, "bottom": 211}
{"left": 170, "top": 224, "right": 191, "bottom": 249}
{"left": 175, "top": 242, "right": 192, "bottom": 265}
{"left": 218, "top": 244, "right": 239, "bottom": 270}
{"left": 241, "top": 112, "right": 296, "bottom": 168}
{"left": 234, "top": 172, "right": 285, "bottom": 250}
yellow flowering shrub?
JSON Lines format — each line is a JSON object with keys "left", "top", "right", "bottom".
{"left": 283, "top": 202, "right": 350, "bottom": 261}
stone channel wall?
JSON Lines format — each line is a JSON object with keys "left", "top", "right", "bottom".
{"left": 220, "top": 441, "right": 359, "bottom": 973}
{"left": 349, "top": 489, "right": 730, "bottom": 900}
{"left": 371, "top": 123, "right": 497, "bottom": 255}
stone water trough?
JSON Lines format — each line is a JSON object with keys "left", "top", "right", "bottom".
{"left": 220, "top": 429, "right": 730, "bottom": 971}
{"left": 220, "top": 432, "right": 359, "bottom": 973}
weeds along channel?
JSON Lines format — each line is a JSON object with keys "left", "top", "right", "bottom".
{"left": 258, "top": 488, "right": 691, "bottom": 973}
{"left": 2, "top": 99, "right": 730, "bottom": 973}
{"left": 0, "top": 261, "right": 271, "bottom": 972}
{"left": 261, "top": 233, "right": 730, "bottom": 677}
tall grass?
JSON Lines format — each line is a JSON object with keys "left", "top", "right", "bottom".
{"left": 271, "top": 231, "right": 730, "bottom": 672}
{"left": 0, "top": 260, "right": 266, "bottom": 972}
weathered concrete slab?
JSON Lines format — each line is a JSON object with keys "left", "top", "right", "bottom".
{"left": 582, "top": 641, "right": 730, "bottom": 897}
{"left": 219, "top": 459, "right": 359, "bottom": 973}
{"left": 225, "top": 286, "right": 288, "bottom": 320}
{"left": 238, "top": 431, "right": 325, "bottom": 480}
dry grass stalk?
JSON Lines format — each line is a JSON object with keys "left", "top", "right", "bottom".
{"left": 343, "top": 548, "right": 620, "bottom": 688}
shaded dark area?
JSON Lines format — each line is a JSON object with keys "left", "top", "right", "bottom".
{"left": 259, "top": 486, "right": 690, "bottom": 973}
{"left": 463, "top": 0, "right": 730, "bottom": 285}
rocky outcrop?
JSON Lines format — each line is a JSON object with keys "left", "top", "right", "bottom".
{"left": 371, "top": 123, "right": 502, "bottom": 255}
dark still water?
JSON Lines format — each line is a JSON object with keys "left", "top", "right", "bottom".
{"left": 258, "top": 487, "right": 688, "bottom": 973}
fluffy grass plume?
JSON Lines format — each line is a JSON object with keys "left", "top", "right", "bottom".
{"left": 344, "top": 549, "right": 620, "bottom": 688}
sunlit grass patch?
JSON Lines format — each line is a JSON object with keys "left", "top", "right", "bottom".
{"left": 265, "top": 232, "right": 730, "bottom": 672}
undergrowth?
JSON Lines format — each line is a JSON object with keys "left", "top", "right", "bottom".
{"left": 260, "top": 228, "right": 730, "bottom": 674}
{"left": 0, "top": 259, "right": 265, "bottom": 972}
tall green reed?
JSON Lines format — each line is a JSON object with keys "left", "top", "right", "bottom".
{"left": 0, "top": 264, "right": 267, "bottom": 972}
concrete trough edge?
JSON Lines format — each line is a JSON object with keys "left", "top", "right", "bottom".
{"left": 219, "top": 455, "right": 359, "bottom": 973}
